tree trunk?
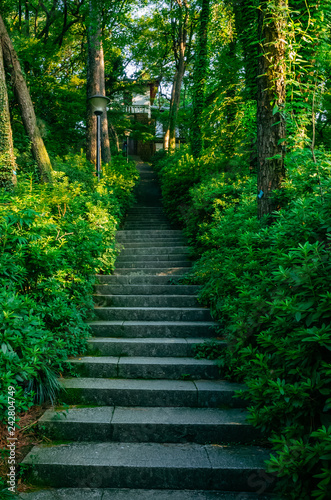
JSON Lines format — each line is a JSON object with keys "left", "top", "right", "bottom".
{"left": 163, "top": 45, "right": 186, "bottom": 152}
{"left": 0, "top": 14, "right": 52, "bottom": 183}
{"left": 86, "top": 2, "right": 111, "bottom": 166}
{"left": 0, "top": 42, "right": 16, "bottom": 188}
{"left": 191, "top": 0, "right": 210, "bottom": 158}
{"left": 233, "top": 0, "right": 258, "bottom": 102}
{"left": 109, "top": 121, "right": 120, "bottom": 152}
{"left": 169, "top": 59, "right": 185, "bottom": 152}
{"left": 163, "top": 0, "right": 190, "bottom": 153}
{"left": 99, "top": 41, "right": 111, "bottom": 164}
{"left": 24, "top": 0, "right": 30, "bottom": 37}
{"left": 257, "top": 0, "right": 286, "bottom": 219}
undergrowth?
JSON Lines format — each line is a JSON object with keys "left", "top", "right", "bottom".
{"left": 0, "top": 151, "right": 138, "bottom": 422}
{"left": 153, "top": 146, "right": 331, "bottom": 499}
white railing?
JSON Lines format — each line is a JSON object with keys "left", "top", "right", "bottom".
{"left": 125, "top": 104, "right": 151, "bottom": 118}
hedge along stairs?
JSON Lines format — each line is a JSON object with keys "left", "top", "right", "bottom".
{"left": 20, "top": 160, "right": 278, "bottom": 499}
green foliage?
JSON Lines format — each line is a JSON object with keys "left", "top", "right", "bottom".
{"left": 194, "top": 340, "right": 224, "bottom": 360}
{"left": 0, "top": 153, "right": 138, "bottom": 423}
{"left": 153, "top": 146, "right": 331, "bottom": 498}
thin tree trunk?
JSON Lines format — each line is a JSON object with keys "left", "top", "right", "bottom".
{"left": 99, "top": 41, "right": 111, "bottom": 164}
{"left": 109, "top": 121, "right": 120, "bottom": 152}
{"left": 19, "top": 0, "right": 22, "bottom": 32}
{"left": 164, "top": 46, "right": 186, "bottom": 152}
{"left": 24, "top": 0, "right": 30, "bottom": 37}
{"left": 0, "top": 42, "right": 16, "bottom": 188}
{"left": 257, "top": 0, "right": 286, "bottom": 219}
{"left": 0, "top": 14, "right": 52, "bottom": 183}
{"left": 164, "top": 0, "right": 189, "bottom": 153}
{"left": 191, "top": 0, "right": 210, "bottom": 158}
{"left": 86, "top": 2, "right": 111, "bottom": 166}
{"left": 168, "top": 55, "right": 185, "bottom": 152}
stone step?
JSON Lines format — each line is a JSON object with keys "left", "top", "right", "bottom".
{"left": 124, "top": 217, "right": 169, "bottom": 222}
{"left": 116, "top": 240, "right": 186, "bottom": 248}
{"left": 37, "top": 406, "right": 259, "bottom": 444}
{"left": 123, "top": 219, "right": 171, "bottom": 223}
{"left": 116, "top": 255, "right": 190, "bottom": 264}
{"left": 18, "top": 488, "right": 279, "bottom": 499}
{"left": 113, "top": 267, "right": 189, "bottom": 276}
{"left": 96, "top": 275, "right": 186, "bottom": 285}
{"left": 59, "top": 378, "right": 247, "bottom": 408}
{"left": 116, "top": 230, "right": 183, "bottom": 239}
{"left": 123, "top": 226, "right": 174, "bottom": 230}
{"left": 93, "top": 307, "right": 212, "bottom": 321}
{"left": 68, "top": 356, "right": 219, "bottom": 380}
{"left": 114, "top": 261, "right": 191, "bottom": 269}
{"left": 93, "top": 295, "right": 200, "bottom": 307}
{"left": 94, "top": 285, "right": 199, "bottom": 295}
{"left": 88, "top": 320, "right": 217, "bottom": 338}
{"left": 127, "top": 205, "right": 165, "bottom": 209}
{"left": 22, "top": 442, "right": 272, "bottom": 490}
{"left": 118, "top": 246, "right": 190, "bottom": 256}
{"left": 125, "top": 210, "right": 167, "bottom": 214}
{"left": 126, "top": 212, "right": 166, "bottom": 216}
{"left": 88, "top": 337, "right": 224, "bottom": 357}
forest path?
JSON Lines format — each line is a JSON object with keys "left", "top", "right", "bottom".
{"left": 20, "top": 160, "right": 277, "bottom": 499}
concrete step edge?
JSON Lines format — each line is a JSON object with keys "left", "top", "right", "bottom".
{"left": 18, "top": 489, "right": 280, "bottom": 499}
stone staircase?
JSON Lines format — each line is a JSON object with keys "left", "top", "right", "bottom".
{"left": 21, "top": 161, "right": 277, "bottom": 499}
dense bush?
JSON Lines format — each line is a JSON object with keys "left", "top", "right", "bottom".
{"left": 154, "top": 147, "right": 331, "bottom": 499}
{"left": 0, "top": 153, "right": 138, "bottom": 422}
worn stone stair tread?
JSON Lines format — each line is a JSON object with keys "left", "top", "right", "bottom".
{"left": 117, "top": 251, "right": 191, "bottom": 257}
{"left": 18, "top": 489, "right": 281, "bottom": 499}
{"left": 116, "top": 242, "right": 187, "bottom": 248}
{"left": 37, "top": 406, "right": 260, "bottom": 443}
{"left": 116, "top": 230, "right": 183, "bottom": 235}
{"left": 89, "top": 320, "right": 218, "bottom": 327}
{"left": 116, "top": 240, "right": 186, "bottom": 243}
{"left": 88, "top": 337, "right": 223, "bottom": 345}
{"left": 92, "top": 295, "right": 201, "bottom": 309}
{"left": 93, "top": 306, "right": 212, "bottom": 321}
{"left": 123, "top": 227, "right": 174, "bottom": 230}
{"left": 87, "top": 337, "right": 225, "bottom": 357}
{"left": 114, "top": 261, "right": 192, "bottom": 269}
{"left": 124, "top": 221, "right": 170, "bottom": 225}
{"left": 68, "top": 356, "right": 219, "bottom": 379}
{"left": 22, "top": 441, "right": 272, "bottom": 490}
{"left": 96, "top": 275, "right": 187, "bottom": 284}
{"left": 93, "top": 306, "right": 205, "bottom": 310}
{"left": 118, "top": 246, "right": 190, "bottom": 254}
{"left": 88, "top": 319, "right": 217, "bottom": 337}
{"left": 113, "top": 268, "right": 190, "bottom": 275}
{"left": 94, "top": 285, "right": 199, "bottom": 295}
{"left": 69, "top": 355, "right": 217, "bottom": 364}
{"left": 39, "top": 405, "right": 250, "bottom": 427}
{"left": 60, "top": 377, "right": 246, "bottom": 408}
{"left": 116, "top": 257, "right": 191, "bottom": 263}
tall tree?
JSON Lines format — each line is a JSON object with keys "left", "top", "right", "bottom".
{"left": 256, "top": 0, "right": 287, "bottom": 218}
{"left": 191, "top": 0, "right": 210, "bottom": 158}
{"left": 163, "top": 0, "right": 194, "bottom": 152}
{"left": 0, "top": 40, "right": 16, "bottom": 188}
{"left": 0, "top": 14, "right": 52, "bottom": 183}
{"left": 86, "top": 1, "right": 111, "bottom": 166}
{"left": 232, "top": 0, "right": 258, "bottom": 102}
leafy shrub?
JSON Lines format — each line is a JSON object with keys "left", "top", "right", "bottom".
{"left": 0, "top": 153, "right": 138, "bottom": 423}
{"left": 153, "top": 147, "right": 331, "bottom": 498}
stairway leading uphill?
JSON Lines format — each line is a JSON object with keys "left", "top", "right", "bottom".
{"left": 21, "top": 160, "right": 278, "bottom": 499}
